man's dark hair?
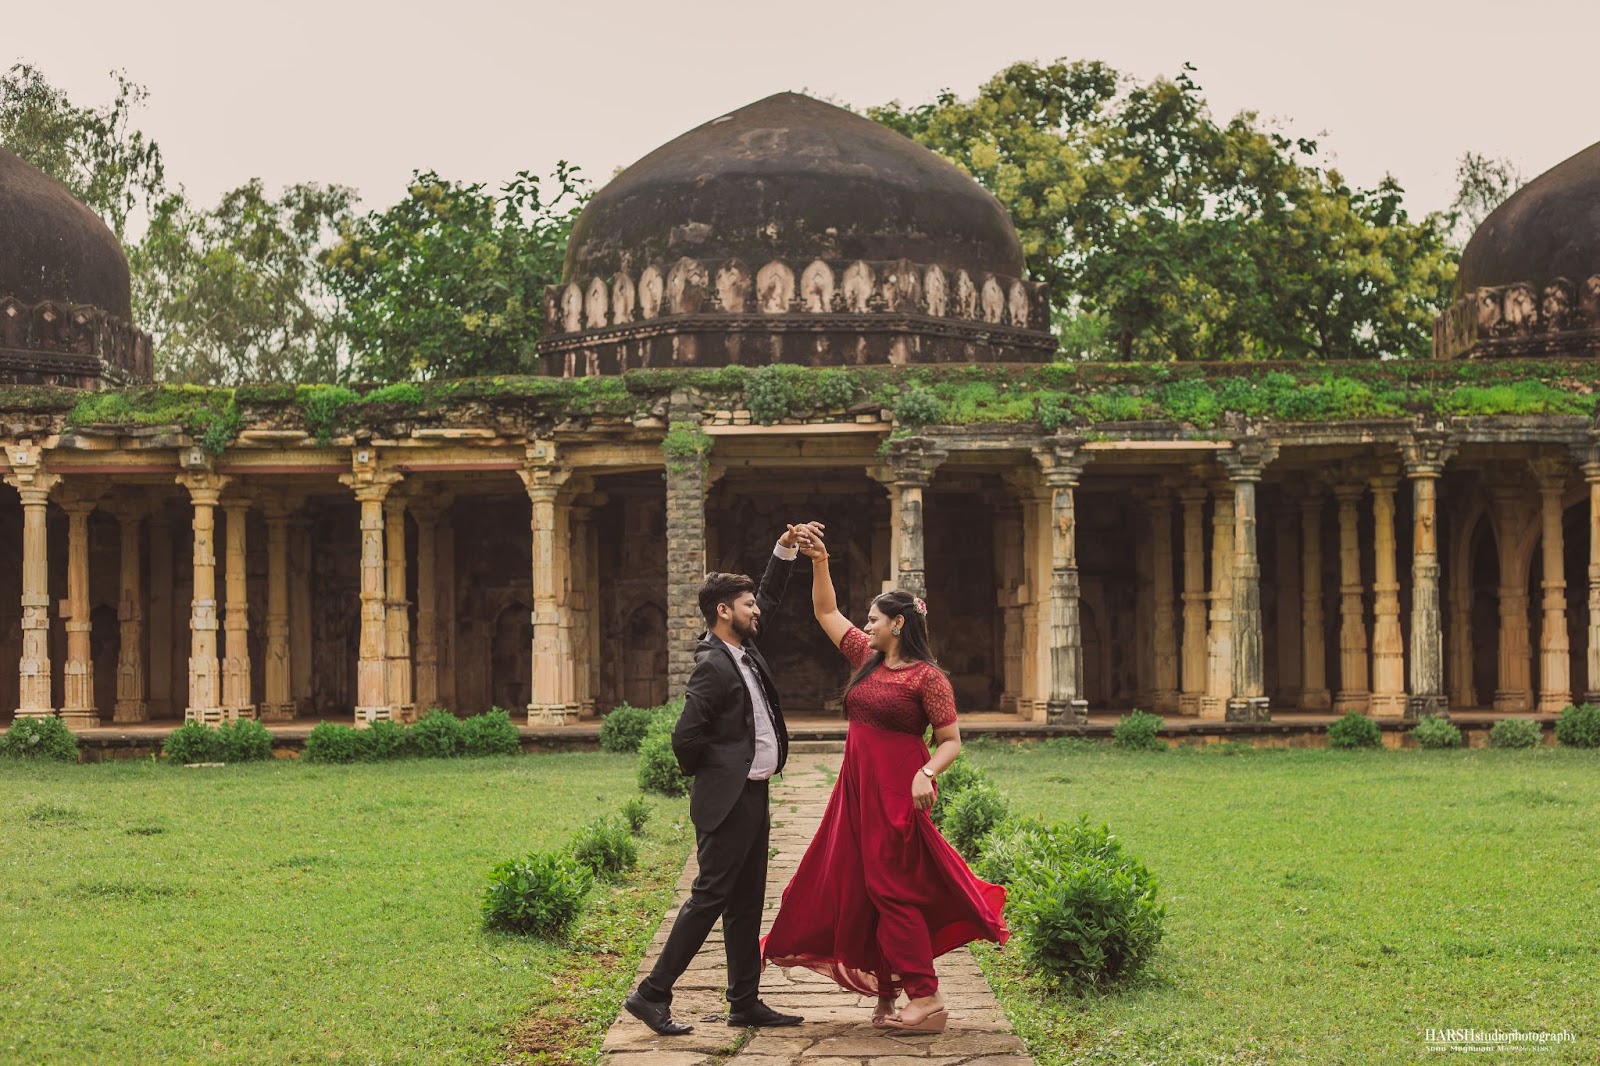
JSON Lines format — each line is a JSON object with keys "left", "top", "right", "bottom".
{"left": 699, "top": 572, "right": 756, "bottom": 627}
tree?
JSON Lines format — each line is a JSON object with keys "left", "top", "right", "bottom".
{"left": 322, "top": 165, "right": 585, "bottom": 381}
{"left": 133, "top": 180, "right": 357, "bottom": 384}
{"left": 0, "top": 62, "right": 164, "bottom": 239}
{"left": 872, "top": 61, "right": 1456, "bottom": 360}
{"left": 1448, "top": 151, "right": 1523, "bottom": 248}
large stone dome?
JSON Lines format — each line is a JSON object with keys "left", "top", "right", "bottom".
{"left": 563, "top": 92, "right": 1025, "bottom": 283}
{"left": 1456, "top": 141, "right": 1600, "bottom": 298}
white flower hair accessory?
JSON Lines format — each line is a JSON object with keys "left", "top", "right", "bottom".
{"left": 913, "top": 597, "right": 928, "bottom": 616}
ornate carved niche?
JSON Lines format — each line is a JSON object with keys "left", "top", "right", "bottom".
{"left": 755, "top": 260, "right": 795, "bottom": 313}
{"left": 611, "top": 272, "right": 636, "bottom": 324}
{"left": 1582, "top": 276, "right": 1600, "bottom": 327}
{"left": 881, "top": 258, "right": 922, "bottom": 312}
{"left": 954, "top": 270, "right": 977, "bottom": 319}
{"left": 716, "top": 259, "right": 752, "bottom": 313}
{"left": 585, "top": 277, "right": 609, "bottom": 329}
{"left": 924, "top": 266, "right": 948, "bottom": 317}
{"left": 801, "top": 260, "right": 834, "bottom": 312}
{"left": 1502, "top": 283, "right": 1536, "bottom": 335}
{"left": 559, "top": 283, "right": 584, "bottom": 333}
{"left": 980, "top": 276, "right": 1005, "bottom": 324}
{"left": 32, "top": 302, "right": 64, "bottom": 351}
{"left": 1007, "top": 280, "right": 1030, "bottom": 328}
{"left": 1, "top": 297, "right": 26, "bottom": 349}
{"left": 1476, "top": 288, "right": 1502, "bottom": 336}
{"left": 1541, "top": 278, "right": 1573, "bottom": 332}
{"left": 639, "top": 265, "right": 665, "bottom": 319}
{"left": 667, "top": 257, "right": 709, "bottom": 314}
{"left": 842, "top": 261, "right": 874, "bottom": 313}
{"left": 67, "top": 307, "right": 98, "bottom": 354}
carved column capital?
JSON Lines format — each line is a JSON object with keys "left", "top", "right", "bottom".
{"left": 1401, "top": 434, "right": 1456, "bottom": 478}
{"left": 1529, "top": 455, "right": 1571, "bottom": 490}
{"left": 3, "top": 441, "right": 61, "bottom": 500}
{"left": 1217, "top": 439, "right": 1279, "bottom": 481}
{"left": 1368, "top": 459, "right": 1401, "bottom": 493}
{"left": 176, "top": 470, "right": 233, "bottom": 505}
{"left": 879, "top": 436, "right": 950, "bottom": 487}
{"left": 1030, "top": 434, "right": 1088, "bottom": 488}
{"left": 52, "top": 481, "right": 105, "bottom": 516}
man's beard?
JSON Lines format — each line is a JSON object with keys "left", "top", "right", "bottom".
{"left": 732, "top": 615, "right": 760, "bottom": 641}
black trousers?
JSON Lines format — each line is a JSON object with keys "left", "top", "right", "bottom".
{"left": 639, "top": 777, "right": 770, "bottom": 1010}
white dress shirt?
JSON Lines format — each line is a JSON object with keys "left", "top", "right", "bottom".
{"left": 719, "top": 539, "right": 796, "bottom": 780}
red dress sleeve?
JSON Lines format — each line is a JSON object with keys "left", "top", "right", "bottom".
{"left": 918, "top": 667, "right": 959, "bottom": 728}
{"left": 839, "top": 626, "right": 872, "bottom": 670}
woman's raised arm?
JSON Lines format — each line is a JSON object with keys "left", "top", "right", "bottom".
{"left": 797, "top": 527, "right": 853, "bottom": 648}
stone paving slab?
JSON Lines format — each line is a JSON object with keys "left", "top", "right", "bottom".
{"left": 599, "top": 755, "right": 1033, "bottom": 1066}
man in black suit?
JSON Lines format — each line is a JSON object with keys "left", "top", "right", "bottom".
{"left": 624, "top": 523, "right": 822, "bottom": 1036}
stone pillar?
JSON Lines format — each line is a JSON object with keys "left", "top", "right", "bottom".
{"left": 1298, "top": 490, "right": 1331, "bottom": 710}
{"left": 58, "top": 492, "right": 100, "bottom": 728}
{"left": 1402, "top": 436, "right": 1453, "bottom": 718}
{"left": 1203, "top": 481, "right": 1235, "bottom": 719}
{"left": 876, "top": 438, "right": 948, "bottom": 600}
{"left": 259, "top": 497, "right": 297, "bottom": 721}
{"left": 554, "top": 497, "right": 578, "bottom": 716}
{"left": 1273, "top": 504, "right": 1302, "bottom": 707}
{"left": 1446, "top": 497, "right": 1476, "bottom": 709}
{"left": 1368, "top": 464, "right": 1406, "bottom": 716}
{"left": 148, "top": 509, "right": 173, "bottom": 717}
{"left": 177, "top": 468, "right": 231, "bottom": 724}
{"left": 339, "top": 455, "right": 400, "bottom": 725}
{"left": 1533, "top": 458, "right": 1572, "bottom": 712}
{"left": 1178, "top": 483, "right": 1209, "bottom": 717}
{"left": 1580, "top": 452, "right": 1600, "bottom": 703}
{"left": 1221, "top": 442, "right": 1276, "bottom": 722}
{"left": 410, "top": 497, "right": 446, "bottom": 714}
{"left": 436, "top": 515, "right": 458, "bottom": 713}
{"left": 109, "top": 503, "right": 149, "bottom": 723}
{"left": 1032, "top": 437, "right": 1090, "bottom": 725}
{"left": 567, "top": 495, "right": 599, "bottom": 717}
{"left": 994, "top": 497, "right": 1027, "bottom": 714}
{"left": 288, "top": 516, "right": 313, "bottom": 713}
{"left": 4, "top": 446, "right": 60, "bottom": 719}
{"left": 1489, "top": 483, "right": 1534, "bottom": 712}
{"left": 383, "top": 494, "right": 413, "bottom": 721}
{"left": 1332, "top": 481, "right": 1370, "bottom": 713}
{"left": 519, "top": 443, "right": 573, "bottom": 724}
{"left": 1147, "top": 490, "right": 1179, "bottom": 714}
{"left": 220, "top": 497, "right": 254, "bottom": 721}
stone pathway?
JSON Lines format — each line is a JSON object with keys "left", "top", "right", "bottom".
{"left": 600, "top": 751, "right": 1033, "bottom": 1066}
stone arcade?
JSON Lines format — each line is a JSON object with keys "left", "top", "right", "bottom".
{"left": 5, "top": 97, "right": 1600, "bottom": 737}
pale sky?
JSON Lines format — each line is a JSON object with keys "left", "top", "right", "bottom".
{"left": 10, "top": 0, "right": 1597, "bottom": 222}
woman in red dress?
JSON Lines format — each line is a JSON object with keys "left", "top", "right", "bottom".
{"left": 759, "top": 530, "right": 1009, "bottom": 1033}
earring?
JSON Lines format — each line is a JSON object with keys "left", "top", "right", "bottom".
{"left": 892, "top": 626, "right": 901, "bottom": 636}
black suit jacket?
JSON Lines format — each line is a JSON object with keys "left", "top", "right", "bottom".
{"left": 671, "top": 550, "right": 794, "bottom": 832}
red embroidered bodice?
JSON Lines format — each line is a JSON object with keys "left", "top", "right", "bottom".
{"left": 839, "top": 627, "right": 958, "bottom": 734}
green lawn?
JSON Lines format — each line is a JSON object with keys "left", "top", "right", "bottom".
{"left": 967, "top": 742, "right": 1600, "bottom": 1066}
{"left": 0, "top": 753, "right": 691, "bottom": 1065}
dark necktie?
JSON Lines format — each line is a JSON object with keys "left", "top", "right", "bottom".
{"left": 742, "top": 652, "right": 779, "bottom": 728}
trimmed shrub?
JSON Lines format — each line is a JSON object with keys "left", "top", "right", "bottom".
{"left": 164, "top": 721, "right": 224, "bottom": 764}
{"left": 942, "top": 781, "right": 1011, "bottom": 861}
{"left": 1555, "top": 703, "right": 1600, "bottom": 748}
{"left": 218, "top": 718, "right": 273, "bottom": 762}
{"left": 638, "top": 705, "right": 690, "bottom": 796}
{"left": 621, "top": 796, "right": 651, "bottom": 835}
{"left": 0, "top": 715, "right": 79, "bottom": 762}
{"left": 482, "top": 851, "right": 592, "bottom": 938}
{"left": 1410, "top": 714, "right": 1462, "bottom": 750}
{"left": 1328, "top": 712, "right": 1382, "bottom": 750}
{"left": 304, "top": 721, "right": 360, "bottom": 764}
{"left": 1008, "top": 817, "right": 1166, "bottom": 988}
{"left": 356, "top": 718, "right": 409, "bottom": 761}
{"left": 1113, "top": 710, "right": 1166, "bottom": 751}
{"left": 974, "top": 817, "right": 1052, "bottom": 886}
{"left": 599, "top": 703, "right": 660, "bottom": 754}
{"left": 461, "top": 708, "right": 522, "bottom": 756}
{"left": 1489, "top": 717, "right": 1543, "bottom": 749}
{"left": 409, "top": 708, "right": 465, "bottom": 758}
{"left": 571, "top": 815, "right": 639, "bottom": 881}
{"left": 928, "top": 757, "right": 985, "bottom": 829}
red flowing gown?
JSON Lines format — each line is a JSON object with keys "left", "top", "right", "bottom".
{"left": 760, "top": 627, "right": 1009, "bottom": 999}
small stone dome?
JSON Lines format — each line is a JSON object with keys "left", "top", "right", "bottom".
{"left": 563, "top": 92, "right": 1025, "bottom": 283}
{"left": 1456, "top": 141, "right": 1600, "bottom": 297}
{"left": 0, "top": 146, "right": 132, "bottom": 319}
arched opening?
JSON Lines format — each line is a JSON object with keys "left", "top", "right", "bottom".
{"left": 622, "top": 602, "right": 668, "bottom": 709}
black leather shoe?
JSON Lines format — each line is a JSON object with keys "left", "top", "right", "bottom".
{"left": 624, "top": 991, "right": 694, "bottom": 1036}
{"left": 726, "top": 1000, "right": 803, "bottom": 1028}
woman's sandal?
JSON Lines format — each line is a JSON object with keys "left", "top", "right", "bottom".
{"left": 880, "top": 1005, "right": 949, "bottom": 1033}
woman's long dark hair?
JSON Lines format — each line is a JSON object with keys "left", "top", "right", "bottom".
{"left": 844, "top": 589, "right": 937, "bottom": 695}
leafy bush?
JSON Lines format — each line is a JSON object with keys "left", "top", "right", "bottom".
{"left": 1328, "top": 712, "right": 1382, "bottom": 750}
{"left": 929, "top": 757, "right": 986, "bottom": 829}
{"left": 1489, "top": 717, "right": 1543, "bottom": 749}
{"left": 570, "top": 815, "right": 639, "bottom": 881}
{"left": 816, "top": 369, "right": 855, "bottom": 409}
{"left": 163, "top": 721, "right": 224, "bottom": 764}
{"left": 409, "top": 708, "right": 465, "bottom": 758}
{"left": 747, "top": 365, "right": 793, "bottom": 425}
{"left": 892, "top": 385, "right": 943, "bottom": 426}
{"left": 973, "top": 817, "right": 1052, "bottom": 886}
{"left": 461, "top": 708, "right": 522, "bottom": 756}
{"left": 1008, "top": 817, "right": 1166, "bottom": 988}
{"left": 304, "top": 721, "right": 360, "bottom": 764}
{"left": 637, "top": 720, "right": 690, "bottom": 797}
{"left": 941, "top": 781, "right": 1011, "bottom": 861}
{"left": 1410, "top": 714, "right": 1462, "bottom": 750}
{"left": 1555, "top": 704, "right": 1600, "bottom": 748}
{"left": 1113, "top": 710, "right": 1166, "bottom": 751}
{"left": 0, "top": 715, "right": 79, "bottom": 762}
{"left": 599, "top": 704, "right": 661, "bottom": 754}
{"left": 482, "top": 851, "right": 592, "bottom": 938}
{"left": 356, "top": 718, "right": 409, "bottom": 761}
{"left": 622, "top": 796, "right": 651, "bottom": 835}
{"left": 218, "top": 718, "right": 273, "bottom": 762}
